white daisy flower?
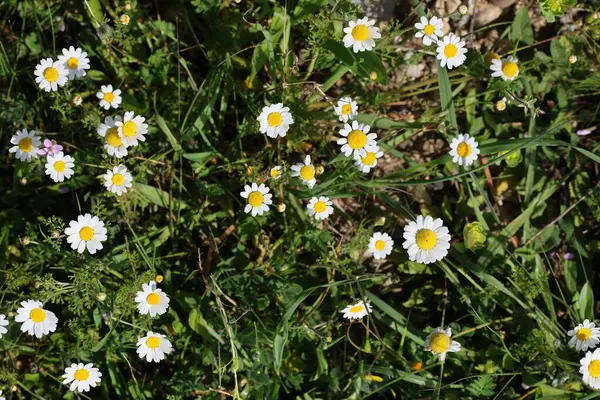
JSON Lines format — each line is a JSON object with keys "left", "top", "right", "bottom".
{"left": 334, "top": 97, "right": 358, "bottom": 122}
{"left": 307, "top": 196, "right": 334, "bottom": 221}
{"left": 14, "top": 300, "right": 58, "bottom": 338}
{"left": 342, "top": 17, "right": 381, "bottom": 53}
{"left": 240, "top": 182, "right": 273, "bottom": 217}
{"left": 425, "top": 327, "right": 461, "bottom": 361}
{"left": 103, "top": 164, "right": 133, "bottom": 196}
{"left": 257, "top": 103, "right": 294, "bottom": 138}
{"left": 448, "top": 134, "right": 480, "bottom": 167}
{"left": 62, "top": 363, "right": 102, "bottom": 393}
{"left": 9, "top": 129, "right": 41, "bottom": 162}
{"left": 337, "top": 120, "right": 378, "bottom": 158}
{"left": 568, "top": 320, "right": 600, "bottom": 351}
{"left": 0, "top": 389, "right": 4, "bottom": 400}
{"left": 97, "top": 115, "right": 128, "bottom": 158}
{"left": 45, "top": 152, "right": 75, "bottom": 183}
{"left": 569, "top": 55, "right": 578, "bottom": 64}
{"left": 341, "top": 301, "right": 373, "bottom": 320}
{"left": 414, "top": 16, "right": 444, "bottom": 46}
{"left": 136, "top": 331, "right": 174, "bottom": 363}
{"left": 402, "top": 215, "right": 451, "bottom": 264}
{"left": 436, "top": 33, "right": 468, "bottom": 70}
{"left": 490, "top": 55, "right": 519, "bottom": 81}
{"left": 64, "top": 213, "right": 108, "bottom": 255}
{"left": 581, "top": 348, "right": 600, "bottom": 389}
{"left": 369, "top": 232, "right": 394, "bottom": 259}
{"left": 0, "top": 314, "right": 9, "bottom": 338}
{"left": 57, "top": 46, "right": 90, "bottom": 79}
{"left": 116, "top": 111, "right": 148, "bottom": 146}
{"left": 290, "top": 155, "right": 317, "bottom": 189}
{"left": 96, "top": 84, "right": 122, "bottom": 110}
{"left": 496, "top": 97, "right": 507, "bottom": 111}
{"left": 134, "top": 280, "right": 170, "bottom": 317}
{"left": 34, "top": 58, "right": 68, "bottom": 92}
{"left": 270, "top": 166, "right": 282, "bottom": 179}
{"left": 355, "top": 146, "right": 383, "bottom": 173}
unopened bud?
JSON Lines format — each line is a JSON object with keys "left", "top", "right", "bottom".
{"left": 72, "top": 95, "right": 83, "bottom": 106}
{"left": 463, "top": 222, "right": 487, "bottom": 251}
{"left": 96, "top": 292, "right": 107, "bottom": 302}
{"left": 119, "top": 14, "right": 130, "bottom": 25}
{"left": 277, "top": 203, "right": 286, "bottom": 213}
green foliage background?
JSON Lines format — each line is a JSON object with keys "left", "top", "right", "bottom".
{"left": 1, "top": 0, "right": 600, "bottom": 398}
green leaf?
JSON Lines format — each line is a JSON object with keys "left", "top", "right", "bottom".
{"left": 188, "top": 308, "right": 225, "bottom": 344}
{"left": 183, "top": 152, "right": 214, "bottom": 163}
{"left": 437, "top": 63, "right": 457, "bottom": 130}
{"left": 155, "top": 114, "right": 182, "bottom": 152}
{"left": 80, "top": 0, "right": 103, "bottom": 28}
{"left": 578, "top": 282, "right": 594, "bottom": 321}
{"left": 133, "top": 182, "right": 188, "bottom": 209}
{"left": 510, "top": 7, "right": 534, "bottom": 45}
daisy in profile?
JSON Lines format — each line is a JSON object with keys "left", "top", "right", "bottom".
{"left": 449, "top": 134, "right": 480, "bottom": 167}
{"left": 369, "top": 232, "right": 394, "bottom": 260}
{"left": 337, "top": 121, "right": 378, "bottom": 158}
{"left": 45, "top": 151, "right": 75, "bottom": 182}
{"left": 240, "top": 182, "right": 272, "bottom": 216}
{"left": 580, "top": 348, "right": 600, "bottom": 389}
{"left": 414, "top": 16, "right": 444, "bottom": 46}
{"left": 355, "top": 146, "right": 383, "bottom": 173}
{"left": 64, "top": 214, "right": 108, "bottom": 254}
{"left": 135, "top": 280, "right": 170, "bottom": 317}
{"left": 291, "top": 155, "right": 317, "bottom": 189}
{"left": 136, "top": 332, "right": 173, "bottom": 363}
{"left": 9, "top": 129, "right": 41, "bottom": 162}
{"left": 334, "top": 97, "right": 358, "bottom": 122}
{"left": 34, "top": 58, "right": 68, "bottom": 92}
{"left": 257, "top": 103, "right": 294, "bottom": 138}
{"left": 307, "top": 196, "right": 334, "bottom": 221}
{"left": 103, "top": 164, "right": 133, "bottom": 196}
{"left": 96, "top": 84, "right": 122, "bottom": 110}
{"left": 402, "top": 215, "right": 451, "bottom": 264}
{"left": 490, "top": 55, "right": 519, "bottom": 81}
{"left": 57, "top": 46, "right": 90, "bottom": 79}
{"left": 425, "top": 327, "right": 461, "bottom": 361}
{"left": 496, "top": 97, "right": 507, "bottom": 111}
{"left": 97, "top": 116, "right": 128, "bottom": 158}
{"left": 62, "top": 363, "right": 102, "bottom": 393}
{"left": 436, "top": 33, "right": 467, "bottom": 69}
{"left": 270, "top": 166, "right": 282, "bottom": 179}
{"left": 0, "top": 314, "right": 8, "bottom": 338}
{"left": 14, "top": 300, "right": 58, "bottom": 338}
{"left": 568, "top": 320, "right": 600, "bottom": 351}
{"left": 343, "top": 17, "right": 381, "bottom": 53}
{"left": 116, "top": 111, "right": 148, "bottom": 147}
{"left": 341, "top": 301, "right": 372, "bottom": 320}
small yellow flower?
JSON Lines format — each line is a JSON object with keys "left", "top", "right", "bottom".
{"left": 569, "top": 55, "right": 577, "bottom": 64}
{"left": 96, "top": 292, "right": 107, "bottom": 302}
{"left": 155, "top": 275, "right": 164, "bottom": 283}
{"left": 458, "top": 5, "right": 468, "bottom": 15}
{"left": 369, "top": 71, "right": 378, "bottom": 80}
{"left": 120, "top": 14, "right": 130, "bottom": 25}
{"left": 364, "top": 374, "right": 383, "bottom": 382}
{"left": 315, "top": 165, "right": 325, "bottom": 175}
{"left": 496, "top": 97, "right": 507, "bottom": 112}
{"left": 72, "top": 95, "right": 83, "bottom": 106}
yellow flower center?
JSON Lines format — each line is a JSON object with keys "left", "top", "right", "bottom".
{"left": 429, "top": 332, "right": 451, "bottom": 353}
{"left": 104, "top": 92, "right": 115, "bottom": 103}
{"left": 67, "top": 57, "right": 79, "bottom": 69}
{"left": 74, "top": 368, "right": 89, "bottom": 381}
{"left": 122, "top": 121, "right": 137, "bottom": 137}
{"left": 111, "top": 173, "right": 125, "bottom": 186}
{"left": 341, "top": 104, "right": 352, "bottom": 115}
{"left": 300, "top": 165, "right": 315, "bottom": 181}
{"left": 146, "top": 336, "right": 161, "bottom": 349}
{"left": 54, "top": 160, "right": 66, "bottom": 172}
{"left": 457, "top": 142, "right": 471, "bottom": 157}
{"left": 350, "top": 305, "right": 364, "bottom": 313}
{"left": 79, "top": 226, "right": 94, "bottom": 241}
{"left": 347, "top": 130, "right": 367, "bottom": 149}
{"left": 577, "top": 327, "right": 592, "bottom": 341}
{"left": 415, "top": 229, "right": 437, "bottom": 250}
{"left": 19, "top": 138, "right": 33, "bottom": 152}
{"left": 361, "top": 151, "right": 376, "bottom": 166}
{"left": 106, "top": 128, "right": 123, "bottom": 147}
{"left": 29, "top": 308, "right": 46, "bottom": 323}
{"left": 423, "top": 24, "right": 435, "bottom": 36}
{"left": 271, "top": 168, "right": 280, "bottom": 178}
{"left": 146, "top": 292, "right": 160, "bottom": 305}
{"left": 267, "top": 112, "right": 282, "bottom": 127}
{"left": 502, "top": 61, "right": 519, "bottom": 78}
{"left": 248, "top": 191, "right": 264, "bottom": 207}
{"left": 313, "top": 201, "right": 327, "bottom": 213}
{"left": 351, "top": 24, "right": 370, "bottom": 41}
{"left": 375, "top": 240, "right": 386, "bottom": 251}
{"left": 444, "top": 44, "right": 458, "bottom": 58}
{"left": 590, "top": 360, "right": 600, "bottom": 378}
{"left": 44, "top": 67, "right": 59, "bottom": 82}
{"left": 496, "top": 101, "right": 506, "bottom": 111}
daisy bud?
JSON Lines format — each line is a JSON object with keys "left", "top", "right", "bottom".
{"left": 96, "top": 292, "right": 107, "bottom": 302}
{"left": 72, "top": 95, "right": 83, "bottom": 106}
{"left": 120, "top": 14, "right": 130, "bottom": 25}
{"left": 463, "top": 221, "right": 487, "bottom": 251}
{"left": 20, "top": 177, "right": 27, "bottom": 185}
{"left": 51, "top": 230, "right": 60, "bottom": 239}
{"left": 246, "top": 166, "right": 254, "bottom": 176}
{"left": 458, "top": 5, "right": 468, "bottom": 15}
{"left": 21, "top": 236, "right": 31, "bottom": 246}
{"left": 34, "top": 281, "right": 41, "bottom": 289}
{"left": 315, "top": 165, "right": 325, "bottom": 175}
{"left": 277, "top": 203, "right": 286, "bottom": 213}
{"left": 7, "top": 311, "right": 14, "bottom": 317}
{"left": 568, "top": 55, "right": 577, "bottom": 64}
{"left": 375, "top": 217, "right": 386, "bottom": 226}
{"left": 96, "top": 23, "right": 114, "bottom": 43}
{"left": 124, "top": 3, "right": 131, "bottom": 10}
{"left": 155, "top": 275, "right": 164, "bottom": 283}
{"left": 369, "top": 71, "right": 378, "bottom": 81}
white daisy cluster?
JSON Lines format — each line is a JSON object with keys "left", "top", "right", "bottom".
{"left": 567, "top": 320, "right": 600, "bottom": 389}
{"left": 413, "top": 15, "right": 467, "bottom": 70}
{"left": 34, "top": 46, "right": 90, "bottom": 92}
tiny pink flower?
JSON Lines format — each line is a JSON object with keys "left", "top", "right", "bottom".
{"left": 38, "top": 139, "right": 63, "bottom": 156}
